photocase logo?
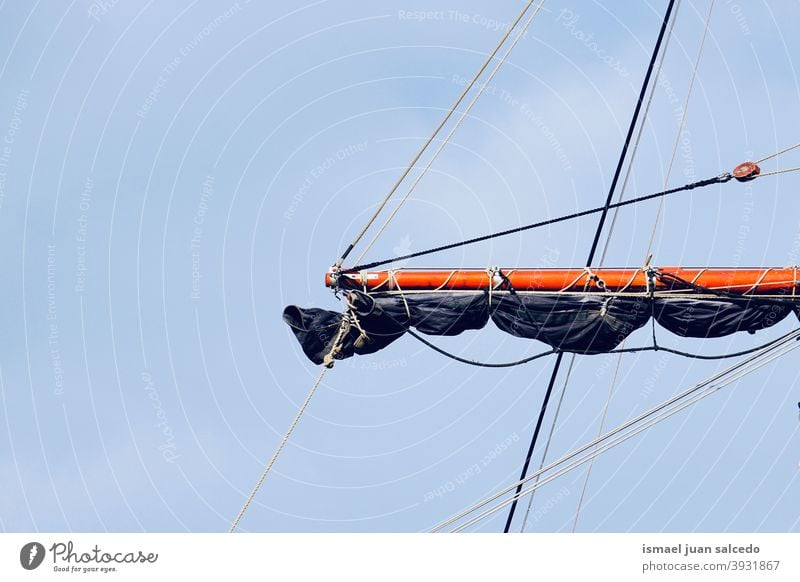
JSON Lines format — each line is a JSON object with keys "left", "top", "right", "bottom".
{"left": 20, "top": 542, "right": 46, "bottom": 570}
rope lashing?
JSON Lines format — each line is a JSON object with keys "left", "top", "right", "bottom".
{"left": 322, "top": 313, "right": 352, "bottom": 368}
{"left": 343, "top": 293, "right": 371, "bottom": 350}
{"left": 583, "top": 267, "right": 607, "bottom": 291}
{"left": 654, "top": 269, "right": 793, "bottom": 305}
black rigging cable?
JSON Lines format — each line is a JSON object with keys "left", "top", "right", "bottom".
{"left": 407, "top": 329, "right": 556, "bottom": 367}
{"left": 406, "top": 327, "right": 798, "bottom": 368}
{"left": 502, "top": 352, "right": 561, "bottom": 531}
{"left": 502, "top": 0, "right": 678, "bottom": 533}
{"left": 349, "top": 172, "right": 730, "bottom": 272}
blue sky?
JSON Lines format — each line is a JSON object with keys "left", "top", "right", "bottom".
{"left": 0, "top": 0, "right": 798, "bottom": 532}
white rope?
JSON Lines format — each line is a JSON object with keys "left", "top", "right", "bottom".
{"left": 519, "top": 355, "right": 575, "bottom": 531}
{"left": 570, "top": 347, "right": 624, "bottom": 532}
{"left": 450, "top": 339, "right": 798, "bottom": 532}
{"left": 352, "top": 0, "right": 548, "bottom": 267}
{"left": 755, "top": 142, "right": 800, "bottom": 164}
{"left": 530, "top": 7, "right": 680, "bottom": 529}
{"left": 598, "top": 0, "right": 683, "bottom": 266}
{"left": 449, "top": 336, "right": 799, "bottom": 531}
{"left": 523, "top": 1, "right": 684, "bottom": 534}
{"left": 644, "top": 0, "right": 715, "bottom": 258}
{"left": 229, "top": 366, "right": 328, "bottom": 532}
{"left": 451, "top": 368, "right": 767, "bottom": 532}
{"left": 567, "top": 0, "right": 711, "bottom": 531}
{"left": 445, "top": 335, "right": 800, "bottom": 532}
{"left": 334, "top": 0, "right": 542, "bottom": 269}
{"left": 755, "top": 166, "right": 800, "bottom": 178}
{"left": 429, "top": 328, "right": 800, "bottom": 532}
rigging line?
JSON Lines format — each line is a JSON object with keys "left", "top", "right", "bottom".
{"left": 573, "top": 0, "right": 710, "bottom": 531}
{"left": 349, "top": 171, "right": 729, "bottom": 272}
{"left": 429, "top": 326, "right": 800, "bottom": 531}
{"left": 407, "top": 329, "right": 556, "bottom": 367}
{"left": 571, "top": 343, "right": 625, "bottom": 532}
{"left": 519, "top": 355, "right": 575, "bottom": 532}
{"left": 755, "top": 166, "right": 800, "bottom": 178}
{"left": 586, "top": 0, "right": 678, "bottom": 268}
{"left": 598, "top": 0, "right": 683, "bottom": 266}
{"left": 429, "top": 328, "right": 800, "bottom": 532}
{"left": 644, "top": 0, "right": 716, "bottom": 258}
{"left": 616, "top": 342, "right": 771, "bottom": 360}
{"left": 453, "top": 337, "right": 800, "bottom": 532}
{"left": 754, "top": 142, "right": 800, "bottom": 164}
{"left": 527, "top": 1, "right": 683, "bottom": 531}
{"left": 450, "top": 340, "right": 798, "bottom": 532}
{"left": 352, "top": 0, "right": 548, "bottom": 268}
{"left": 503, "top": 0, "right": 678, "bottom": 533}
{"left": 407, "top": 324, "right": 799, "bottom": 366}
{"left": 229, "top": 366, "right": 328, "bottom": 533}
{"left": 503, "top": 352, "right": 562, "bottom": 532}
{"left": 557, "top": 0, "right": 684, "bottom": 530}
{"left": 333, "top": 0, "right": 541, "bottom": 269}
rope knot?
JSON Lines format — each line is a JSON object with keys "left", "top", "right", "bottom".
{"left": 349, "top": 311, "right": 371, "bottom": 349}
{"left": 322, "top": 315, "right": 351, "bottom": 369}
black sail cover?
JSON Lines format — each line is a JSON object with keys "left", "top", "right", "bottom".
{"left": 283, "top": 291, "right": 797, "bottom": 365}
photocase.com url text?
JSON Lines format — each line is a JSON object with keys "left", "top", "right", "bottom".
{"left": 643, "top": 560, "right": 780, "bottom": 574}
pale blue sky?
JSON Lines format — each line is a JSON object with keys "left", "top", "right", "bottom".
{"left": 0, "top": 0, "right": 798, "bottom": 532}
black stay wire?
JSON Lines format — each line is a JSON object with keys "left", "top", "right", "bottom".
{"left": 502, "top": 0, "right": 678, "bottom": 533}
{"left": 349, "top": 172, "right": 730, "bottom": 272}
